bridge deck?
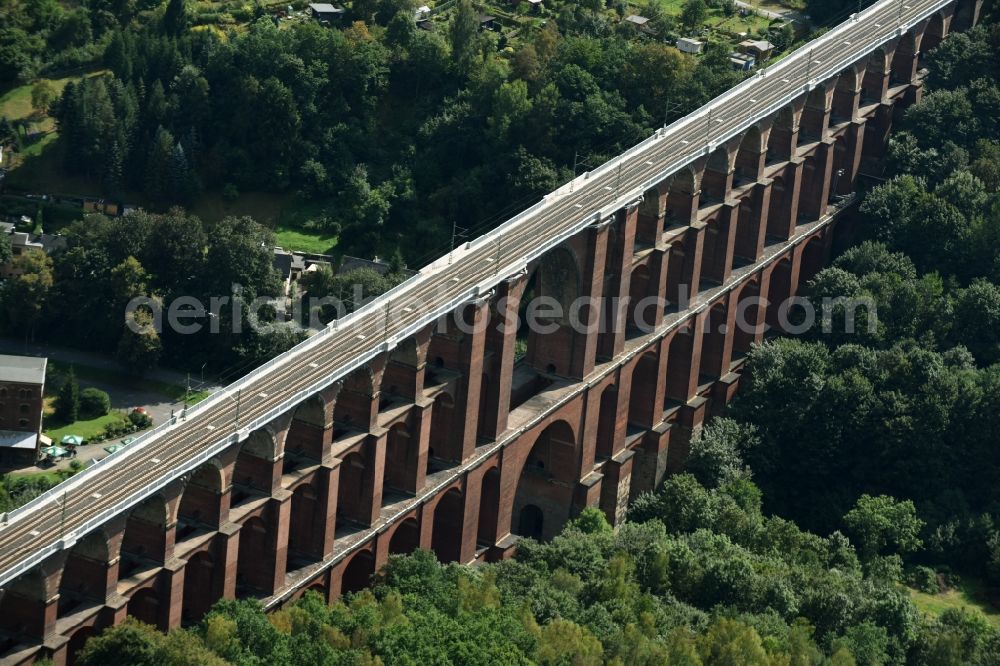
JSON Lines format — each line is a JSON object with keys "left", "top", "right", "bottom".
{"left": 0, "top": 0, "right": 950, "bottom": 587}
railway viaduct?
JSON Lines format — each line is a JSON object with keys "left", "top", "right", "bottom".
{"left": 0, "top": 0, "right": 987, "bottom": 662}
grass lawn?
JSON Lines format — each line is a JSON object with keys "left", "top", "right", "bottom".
{"left": 44, "top": 412, "right": 129, "bottom": 442}
{"left": 909, "top": 578, "right": 1000, "bottom": 630}
{"left": 274, "top": 224, "right": 339, "bottom": 254}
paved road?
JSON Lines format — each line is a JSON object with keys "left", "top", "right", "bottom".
{"left": 0, "top": 0, "right": 952, "bottom": 588}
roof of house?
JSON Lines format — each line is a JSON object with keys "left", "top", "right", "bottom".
{"left": 478, "top": 13, "right": 497, "bottom": 23}
{"left": 0, "top": 354, "right": 47, "bottom": 385}
{"left": 624, "top": 14, "right": 650, "bottom": 24}
{"left": 740, "top": 39, "right": 775, "bottom": 51}
{"left": 308, "top": 3, "right": 344, "bottom": 13}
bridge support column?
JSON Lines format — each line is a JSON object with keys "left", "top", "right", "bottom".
{"left": 360, "top": 433, "right": 387, "bottom": 526}
{"left": 569, "top": 221, "right": 614, "bottom": 378}
{"left": 800, "top": 138, "right": 836, "bottom": 221}
{"left": 735, "top": 180, "right": 772, "bottom": 263}
{"left": 630, "top": 424, "right": 671, "bottom": 502}
{"left": 767, "top": 158, "right": 804, "bottom": 241}
{"left": 837, "top": 119, "right": 867, "bottom": 195}
{"left": 161, "top": 559, "right": 186, "bottom": 631}
{"left": 317, "top": 461, "right": 340, "bottom": 558}
{"left": 670, "top": 221, "right": 705, "bottom": 305}
{"left": 597, "top": 204, "right": 638, "bottom": 362}
{"left": 453, "top": 300, "right": 489, "bottom": 461}
{"left": 599, "top": 449, "right": 635, "bottom": 527}
{"left": 481, "top": 274, "right": 528, "bottom": 440}
{"left": 703, "top": 201, "right": 739, "bottom": 284}
{"left": 670, "top": 396, "right": 710, "bottom": 473}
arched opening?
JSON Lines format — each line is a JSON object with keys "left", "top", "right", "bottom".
{"left": 767, "top": 106, "right": 796, "bottom": 163}
{"left": 119, "top": 495, "right": 168, "bottom": 581}
{"left": 954, "top": 0, "right": 978, "bottom": 30}
{"left": 598, "top": 220, "right": 626, "bottom": 359}
{"left": 232, "top": 430, "right": 276, "bottom": 506}
{"left": 287, "top": 482, "right": 323, "bottom": 570}
{"left": 513, "top": 420, "right": 577, "bottom": 541}
{"left": 0, "top": 570, "right": 49, "bottom": 644}
{"left": 627, "top": 263, "right": 653, "bottom": 333}
{"left": 832, "top": 67, "right": 859, "bottom": 121}
{"left": 285, "top": 395, "right": 326, "bottom": 466}
{"left": 340, "top": 550, "right": 375, "bottom": 594}
{"left": 665, "top": 168, "right": 697, "bottom": 224}
{"left": 594, "top": 385, "right": 619, "bottom": 460}
{"left": 337, "top": 451, "right": 367, "bottom": 526}
{"left": 66, "top": 626, "right": 97, "bottom": 666}
{"left": 890, "top": 32, "right": 917, "bottom": 84}
{"left": 701, "top": 210, "right": 733, "bottom": 285}
{"left": 831, "top": 131, "right": 854, "bottom": 196}
{"left": 235, "top": 516, "right": 271, "bottom": 595}
{"left": 699, "top": 301, "right": 730, "bottom": 380}
{"left": 765, "top": 174, "right": 792, "bottom": 241}
{"left": 765, "top": 258, "right": 794, "bottom": 332}
{"left": 126, "top": 587, "right": 160, "bottom": 627}
{"left": 702, "top": 147, "right": 732, "bottom": 202}
{"left": 513, "top": 247, "right": 579, "bottom": 401}
{"left": 731, "top": 279, "right": 762, "bottom": 363}
{"left": 628, "top": 351, "right": 660, "bottom": 428}
{"left": 665, "top": 325, "right": 695, "bottom": 405}
{"left": 734, "top": 126, "right": 764, "bottom": 184}
{"left": 384, "top": 336, "right": 421, "bottom": 400}
{"left": 428, "top": 392, "right": 458, "bottom": 469}
{"left": 431, "top": 488, "right": 465, "bottom": 563}
{"left": 384, "top": 421, "right": 417, "bottom": 496}
{"left": 181, "top": 551, "right": 218, "bottom": 624}
{"left": 800, "top": 235, "right": 827, "bottom": 283}
{"left": 922, "top": 12, "right": 946, "bottom": 53}
{"left": 517, "top": 505, "right": 544, "bottom": 540}
{"left": 861, "top": 47, "right": 888, "bottom": 101}
{"left": 665, "top": 236, "right": 694, "bottom": 309}
{"left": 334, "top": 366, "right": 376, "bottom": 429}
{"left": 58, "top": 532, "right": 108, "bottom": 617}
{"left": 388, "top": 517, "right": 420, "bottom": 555}
{"left": 178, "top": 462, "right": 224, "bottom": 534}
{"left": 800, "top": 86, "right": 829, "bottom": 142}
{"left": 477, "top": 468, "right": 501, "bottom": 546}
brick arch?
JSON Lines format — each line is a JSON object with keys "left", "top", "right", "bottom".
{"left": 665, "top": 323, "right": 697, "bottom": 405}
{"left": 735, "top": 125, "right": 765, "bottom": 184}
{"left": 476, "top": 465, "right": 501, "bottom": 547}
{"left": 703, "top": 145, "right": 735, "bottom": 201}
{"left": 334, "top": 365, "right": 378, "bottom": 427}
{"left": 0, "top": 567, "right": 51, "bottom": 641}
{"left": 337, "top": 450, "right": 368, "bottom": 525}
{"left": 833, "top": 66, "right": 860, "bottom": 120}
{"left": 922, "top": 11, "right": 947, "bottom": 52}
{"left": 665, "top": 166, "right": 699, "bottom": 224}
{"left": 178, "top": 460, "right": 225, "bottom": 529}
{"left": 891, "top": 31, "right": 918, "bottom": 83}
{"left": 431, "top": 487, "right": 465, "bottom": 562}
{"left": 732, "top": 276, "right": 764, "bottom": 360}
{"left": 764, "top": 255, "right": 795, "bottom": 331}
{"left": 119, "top": 493, "right": 169, "bottom": 579}
{"left": 181, "top": 550, "right": 218, "bottom": 623}
{"left": 385, "top": 420, "right": 418, "bottom": 494}
{"left": 861, "top": 47, "right": 889, "bottom": 101}
{"left": 524, "top": 244, "right": 582, "bottom": 322}
{"left": 512, "top": 419, "right": 579, "bottom": 541}
{"left": 801, "top": 85, "right": 831, "bottom": 140}
{"left": 286, "top": 394, "right": 328, "bottom": 462}
{"left": 387, "top": 516, "right": 420, "bottom": 555}
{"left": 428, "top": 391, "right": 458, "bottom": 467}
{"left": 125, "top": 586, "right": 160, "bottom": 627}
{"left": 594, "top": 383, "right": 620, "bottom": 460}
{"left": 233, "top": 429, "right": 278, "bottom": 495}
{"left": 628, "top": 349, "right": 661, "bottom": 428}
{"left": 57, "top": 530, "right": 110, "bottom": 617}
{"left": 628, "top": 262, "right": 654, "bottom": 333}
{"left": 235, "top": 515, "right": 271, "bottom": 595}
{"left": 340, "top": 548, "right": 375, "bottom": 594}
{"left": 700, "top": 298, "right": 731, "bottom": 380}
{"left": 287, "top": 479, "right": 326, "bottom": 568}
{"left": 768, "top": 104, "right": 799, "bottom": 162}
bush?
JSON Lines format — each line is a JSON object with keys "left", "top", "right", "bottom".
{"left": 907, "top": 565, "right": 941, "bottom": 594}
{"left": 128, "top": 410, "right": 153, "bottom": 429}
{"left": 79, "top": 387, "right": 111, "bottom": 418}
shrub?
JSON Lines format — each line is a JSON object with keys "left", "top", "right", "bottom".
{"left": 129, "top": 410, "right": 153, "bottom": 429}
{"left": 79, "top": 388, "right": 111, "bottom": 418}
{"left": 907, "top": 565, "right": 940, "bottom": 594}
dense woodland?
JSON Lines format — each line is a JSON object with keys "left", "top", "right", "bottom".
{"left": 57, "top": 17, "right": 1000, "bottom": 666}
